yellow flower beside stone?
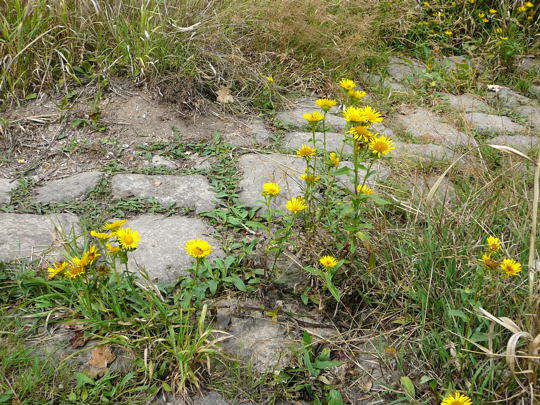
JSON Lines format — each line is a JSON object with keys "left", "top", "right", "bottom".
{"left": 348, "top": 90, "right": 366, "bottom": 99}
{"left": 262, "top": 182, "right": 281, "bottom": 197}
{"left": 185, "top": 238, "right": 212, "bottom": 258}
{"left": 369, "top": 136, "right": 395, "bottom": 157}
{"left": 329, "top": 152, "right": 340, "bottom": 167}
{"left": 286, "top": 197, "right": 308, "bottom": 213}
{"left": 349, "top": 126, "right": 376, "bottom": 143}
{"left": 339, "top": 78, "right": 356, "bottom": 91}
{"left": 296, "top": 144, "right": 316, "bottom": 158}
{"left": 315, "top": 98, "right": 337, "bottom": 111}
{"left": 104, "top": 219, "right": 127, "bottom": 231}
{"left": 300, "top": 174, "right": 320, "bottom": 183}
{"left": 47, "top": 261, "right": 68, "bottom": 278}
{"left": 90, "top": 230, "right": 113, "bottom": 240}
{"left": 302, "top": 111, "right": 324, "bottom": 123}
{"left": 357, "top": 185, "right": 374, "bottom": 195}
{"left": 106, "top": 243, "right": 121, "bottom": 254}
{"left": 116, "top": 228, "right": 141, "bottom": 250}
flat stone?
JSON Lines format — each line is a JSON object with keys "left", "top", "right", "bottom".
{"left": 464, "top": 112, "right": 526, "bottom": 134}
{"left": 529, "top": 85, "right": 540, "bottom": 99}
{"left": 520, "top": 106, "right": 540, "bottom": 130}
{"left": 392, "top": 142, "right": 456, "bottom": 161}
{"left": 215, "top": 299, "right": 293, "bottom": 373}
{"left": 276, "top": 108, "right": 345, "bottom": 130}
{"left": 393, "top": 108, "right": 476, "bottom": 147}
{"left": 408, "top": 175, "right": 457, "bottom": 205}
{"left": 186, "top": 152, "right": 218, "bottom": 171}
{"left": 363, "top": 74, "right": 409, "bottom": 92}
{"left": 238, "top": 153, "right": 390, "bottom": 212}
{"left": 487, "top": 85, "right": 533, "bottom": 108}
{"left": 124, "top": 214, "right": 222, "bottom": 284}
{"left": 0, "top": 213, "right": 80, "bottom": 263}
{"left": 283, "top": 131, "right": 352, "bottom": 155}
{"left": 151, "top": 155, "right": 177, "bottom": 169}
{"left": 489, "top": 135, "right": 538, "bottom": 151}
{"left": 516, "top": 56, "right": 540, "bottom": 73}
{"left": 111, "top": 174, "right": 216, "bottom": 213}
{"left": 371, "top": 122, "right": 394, "bottom": 137}
{"left": 441, "top": 93, "right": 490, "bottom": 113}
{"left": 35, "top": 171, "right": 103, "bottom": 203}
{"left": 192, "top": 392, "right": 230, "bottom": 405}
{"left": 438, "top": 55, "right": 477, "bottom": 71}
{"left": 0, "top": 178, "right": 17, "bottom": 204}
{"left": 387, "top": 56, "right": 425, "bottom": 81}
{"left": 223, "top": 118, "right": 273, "bottom": 146}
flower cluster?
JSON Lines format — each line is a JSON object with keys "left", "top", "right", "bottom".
{"left": 480, "top": 236, "right": 522, "bottom": 277}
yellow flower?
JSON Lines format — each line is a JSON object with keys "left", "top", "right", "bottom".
{"left": 343, "top": 106, "right": 366, "bottom": 123}
{"left": 495, "top": 27, "right": 503, "bottom": 33}
{"left": 349, "top": 126, "right": 376, "bottom": 143}
{"left": 262, "top": 182, "right": 281, "bottom": 196}
{"left": 423, "top": 1, "right": 429, "bottom": 5}
{"left": 185, "top": 238, "right": 212, "bottom": 258}
{"left": 361, "top": 106, "right": 383, "bottom": 124}
{"left": 441, "top": 392, "right": 472, "bottom": 405}
{"left": 266, "top": 76, "right": 274, "bottom": 83}
{"left": 487, "top": 236, "right": 501, "bottom": 252}
{"left": 518, "top": 5, "right": 527, "bottom": 12}
{"left": 47, "top": 261, "right": 68, "bottom": 278}
{"left": 469, "top": 0, "right": 475, "bottom": 3}
{"left": 481, "top": 253, "right": 498, "bottom": 269}
{"left": 285, "top": 196, "right": 308, "bottom": 213}
{"left": 300, "top": 174, "right": 320, "bottom": 183}
{"left": 116, "top": 228, "right": 141, "bottom": 250}
{"left": 104, "top": 219, "right": 127, "bottom": 231}
{"left": 369, "top": 136, "right": 395, "bottom": 158}
{"left": 525, "top": 2, "right": 534, "bottom": 7}
{"left": 90, "top": 230, "right": 112, "bottom": 240}
{"left": 329, "top": 152, "right": 340, "bottom": 167}
{"left": 302, "top": 111, "right": 324, "bottom": 123}
{"left": 319, "top": 255, "right": 338, "bottom": 268}
{"left": 315, "top": 98, "right": 337, "bottom": 111}
{"left": 339, "top": 78, "right": 356, "bottom": 91}
{"left": 66, "top": 257, "right": 86, "bottom": 278}
{"left": 348, "top": 90, "right": 367, "bottom": 100}
{"left": 357, "top": 185, "right": 374, "bottom": 195}
{"left": 478, "top": 12, "right": 485, "bottom": 17}
{"left": 499, "top": 36, "right": 508, "bottom": 40}
{"left": 482, "top": 17, "right": 489, "bottom": 22}
{"left": 500, "top": 259, "right": 522, "bottom": 277}
{"left": 489, "top": 8, "right": 497, "bottom": 14}
{"left": 106, "top": 243, "right": 121, "bottom": 254}
{"left": 445, "top": 30, "right": 453, "bottom": 35}
{"left": 81, "top": 246, "right": 100, "bottom": 266}
{"left": 296, "top": 144, "right": 317, "bottom": 158}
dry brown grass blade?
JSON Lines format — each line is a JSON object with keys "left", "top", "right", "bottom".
{"left": 425, "top": 153, "right": 465, "bottom": 202}
{"left": 488, "top": 144, "right": 534, "bottom": 163}
{"left": 477, "top": 307, "right": 522, "bottom": 334}
{"left": 507, "top": 331, "right": 533, "bottom": 374}
{"left": 528, "top": 151, "right": 540, "bottom": 299}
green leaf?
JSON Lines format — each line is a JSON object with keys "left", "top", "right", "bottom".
{"left": 314, "top": 360, "right": 344, "bottom": 370}
{"left": 75, "top": 372, "right": 95, "bottom": 388}
{"left": 301, "top": 293, "right": 309, "bottom": 305}
{"left": 224, "top": 276, "right": 247, "bottom": 292}
{"left": 447, "top": 309, "right": 469, "bottom": 321}
{"left": 400, "top": 376, "right": 415, "bottom": 398}
{"left": 327, "top": 390, "right": 345, "bottom": 405}
{"left": 208, "top": 280, "right": 218, "bottom": 295}
{"left": 162, "top": 382, "right": 173, "bottom": 392}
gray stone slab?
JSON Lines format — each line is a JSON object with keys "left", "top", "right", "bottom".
{"left": 111, "top": 174, "right": 216, "bottom": 213}
{"left": 408, "top": 175, "right": 457, "bottom": 206}
{"left": 35, "top": 171, "right": 103, "bottom": 203}
{"left": 125, "top": 214, "right": 223, "bottom": 284}
{"left": 489, "top": 135, "right": 539, "bottom": 151}
{"left": 464, "top": 112, "right": 526, "bottom": 134}
{"left": 282, "top": 131, "right": 352, "bottom": 155}
{"left": 0, "top": 178, "right": 17, "bottom": 204}
{"left": 530, "top": 85, "right": 540, "bottom": 99}
{"left": 223, "top": 118, "right": 273, "bottom": 146}
{"left": 392, "top": 142, "right": 456, "bottom": 161}
{"left": 487, "top": 85, "right": 534, "bottom": 109}
{"left": 387, "top": 56, "right": 426, "bottom": 81}
{"left": 393, "top": 108, "right": 476, "bottom": 147}
{"left": 520, "top": 106, "right": 540, "bottom": 130}
{"left": 363, "top": 73, "right": 409, "bottom": 92}
{"left": 0, "top": 213, "right": 80, "bottom": 262}
{"left": 441, "top": 93, "right": 491, "bottom": 113}
{"left": 151, "top": 155, "right": 177, "bottom": 169}
{"left": 516, "top": 57, "right": 540, "bottom": 73}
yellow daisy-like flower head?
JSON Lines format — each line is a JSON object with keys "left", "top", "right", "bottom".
{"left": 106, "top": 243, "right": 121, "bottom": 254}
{"left": 81, "top": 245, "right": 100, "bottom": 267}
{"left": 339, "top": 78, "right": 356, "bottom": 91}
{"left": 517, "top": 5, "right": 527, "bottom": 11}
{"left": 262, "top": 182, "right": 281, "bottom": 197}
{"left": 266, "top": 76, "right": 274, "bottom": 83}
{"left": 441, "top": 392, "right": 473, "bottom": 405}
{"left": 481, "top": 253, "right": 498, "bottom": 269}
{"left": 482, "top": 17, "right": 489, "bottom": 22}
{"left": 90, "top": 230, "right": 112, "bottom": 240}
{"left": 499, "top": 36, "right": 508, "bottom": 41}
{"left": 319, "top": 255, "right": 338, "bottom": 268}
{"left": 296, "top": 144, "right": 317, "bottom": 158}
{"left": 361, "top": 106, "right": 383, "bottom": 124}
{"left": 525, "top": 2, "right": 534, "bottom": 7}
{"left": 285, "top": 196, "right": 308, "bottom": 214}
{"left": 487, "top": 236, "right": 501, "bottom": 252}
{"left": 300, "top": 174, "right": 320, "bottom": 183}
{"left": 185, "top": 238, "right": 212, "bottom": 259}
{"left": 302, "top": 111, "right": 324, "bottom": 123}
{"left": 343, "top": 106, "right": 365, "bottom": 124}
{"left": 104, "top": 219, "right": 127, "bottom": 231}
{"left": 329, "top": 152, "right": 340, "bottom": 167}
{"left": 478, "top": 12, "right": 485, "bottom": 17}
{"left": 495, "top": 27, "right": 503, "bottom": 33}
{"left": 369, "top": 136, "right": 395, "bottom": 158}
{"left": 348, "top": 90, "right": 367, "bottom": 100}
{"left": 47, "top": 261, "right": 68, "bottom": 278}
{"left": 357, "top": 185, "right": 374, "bottom": 195}
{"left": 445, "top": 30, "right": 453, "bottom": 36}
{"left": 500, "top": 258, "right": 522, "bottom": 277}
{"left": 349, "top": 126, "right": 376, "bottom": 143}
{"left": 315, "top": 98, "right": 337, "bottom": 112}
{"left": 116, "top": 228, "right": 141, "bottom": 250}
{"left": 66, "top": 257, "right": 86, "bottom": 278}
{"left": 489, "top": 8, "right": 497, "bottom": 13}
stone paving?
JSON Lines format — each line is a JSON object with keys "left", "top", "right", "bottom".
{"left": 1, "top": 54, "right": 539, "bottom": 389}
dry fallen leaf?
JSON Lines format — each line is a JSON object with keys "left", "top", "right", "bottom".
{"left": 70, "top": 330, "right": 88, "bottom": 348}
{"left": 85, "top": 345, "right": 116, "bottom": 378}
{"left": 154, "top": 181, "right": 162, "bottom": 186}
{"left": 216, "top": 87, "right": 234, "bottom": 104}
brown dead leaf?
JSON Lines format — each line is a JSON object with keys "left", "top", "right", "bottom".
{"left": 70, "top": 330, "right": 88, "bottom": 348}
{"left": 85, "top": 345, "right": 116, "bottom": 378}
{"left": 216, "top": 87, "right": 234, "bottom": 104}
{"left": 154, "top": 181, "right": 162, "bottom": 186}
{"left": 384, "top": 347, "right": 397, "bottom": 356}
